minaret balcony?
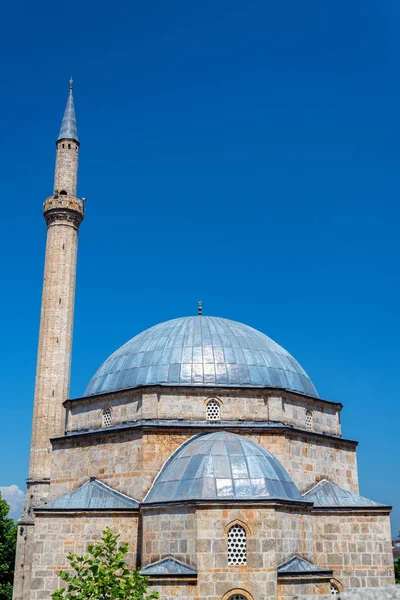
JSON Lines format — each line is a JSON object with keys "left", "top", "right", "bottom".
{"left": 43, "top": 195, "right": 85, "bottom": 228}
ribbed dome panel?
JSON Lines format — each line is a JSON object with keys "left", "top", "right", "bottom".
{"left": 84, "top": 316, "right": 318, "bottom": 397}
{"left": 144, "top": 432, "right": 302, "bottom": 503}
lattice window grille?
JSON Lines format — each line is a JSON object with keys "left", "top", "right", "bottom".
{"left": 206, "top": 399, "right": 221, "bottom": 421}
{"left": 227, "top": 524, "right": 247, "bottom": 565}
{"left": 228, "top": 596, "right": 247, "bottom": 600}
{"left": 102, "top": 408, "right": 112, "bottom": 428}
{"left": 305, "top": 409, "right": 313, "bottom": 430}
{"left": 330, "top": 583, "right": 340, "bottom": 595}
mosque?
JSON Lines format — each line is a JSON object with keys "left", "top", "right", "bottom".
{"left": 13, "top": 84, "right": 395, "bottom": 600}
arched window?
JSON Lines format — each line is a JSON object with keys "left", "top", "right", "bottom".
{"left": 305, "top": 409, "right": 313, "bottom": 430}
{"left": 102, "top": 408, "right": 112, "bottom": 428}
{"left": 227, "top": 524, "right": 247, "bottom": 565}
{"left": 206, "top": 399, "right": 221, "bottom": 421}
{"left": 222, "top": 590, "right": 253, "bottom": 600}
{"left": 59, "top": 190, "right": 67, "bottom": 195}
{"left": 330, "top": 582, "right": 341, "bottom": 595}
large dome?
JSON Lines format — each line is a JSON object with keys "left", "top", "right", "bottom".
{"left": 144, "top": 432, "right": 302, "bottom": 503}
{"left": 84, "top": 316, "right": 318, "bottom": 397}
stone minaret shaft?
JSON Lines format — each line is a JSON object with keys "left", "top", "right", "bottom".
{"left": 29, "top": 81, "right": 84, "bottom": 482}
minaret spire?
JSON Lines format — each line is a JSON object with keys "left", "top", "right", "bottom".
{"left": 58, "top": 79, "right": 78, "bottom": 142}
{"left": 54, "top": 81, "right": 80, "bottom": 196}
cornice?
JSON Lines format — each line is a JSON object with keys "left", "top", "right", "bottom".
{"left": 51, "top": 419, "right": 358, "bottom": 447}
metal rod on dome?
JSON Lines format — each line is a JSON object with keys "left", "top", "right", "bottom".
{"left": 198, "top": 300, "right": 203, "bottom": 316}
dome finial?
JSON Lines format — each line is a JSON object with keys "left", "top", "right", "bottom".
{"left": 198, "top": 300, "right": 202, "bottom": 316}
{"left": 69, "top": 76, "right": 73, "bottom": 91}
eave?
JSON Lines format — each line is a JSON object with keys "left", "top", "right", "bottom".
{"left": 51, "top": 419, "right": 358, "bottom": 447}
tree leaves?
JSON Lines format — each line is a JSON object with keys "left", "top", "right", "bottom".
{"left": 51, "top": 528, "right": 158, "bottom": 600}
{"left": 395, "top": 557, "right": 400, "bottom": 584}
{"left": 0, "top": 491, "right": 17, "bottom": 600}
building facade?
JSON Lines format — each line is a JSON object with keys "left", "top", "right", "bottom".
{"left": 13, "top": 86, "right": 395, "bottom": 600}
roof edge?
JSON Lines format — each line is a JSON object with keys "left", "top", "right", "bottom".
{"left": 277, "top": 555, "right": 333, "bottom": 578}
{"left": 51, "top": 420, "right": 357, "bottom": 447}
{"left": 34, "top": 507, "right": 140, "bottom": 514}
{"left": 140, "top": 556, "right": 197, "bottom": 577}
{"left": 36, "top": 478, "right": 140, "bottom": 511}
{"left": 302, "top": 479, "right": 390, "bottom": 510}
{"left": 310, "top": 505, "right": 392, "bottom": 513}
{"left": 141, "top": 498, "right": 314, "bottom": 509}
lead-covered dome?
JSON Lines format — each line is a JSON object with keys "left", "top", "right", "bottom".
{"left": 84, "top": 316, "right": 318, "bottom": 397}
{"left": 144, "top": 432, "right": 302, "bottom": 503}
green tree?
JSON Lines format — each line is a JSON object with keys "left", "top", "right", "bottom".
{"left": 0, "top": 491, "right": 18, "bottom": 600}
{"left": 52, "top": 528, "right": 158, "bottom": 600}
{"left": 395, "top": 556, "right": 400, "bottom": 584}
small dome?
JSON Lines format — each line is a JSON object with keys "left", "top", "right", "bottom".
{"left": 84, "top": 316, "right": 317, "bottom": 397}
{"left": 144, "top": 432, "right": 302, "bottom": 503}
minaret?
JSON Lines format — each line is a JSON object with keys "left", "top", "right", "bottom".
{"left": 13, "top": 81, "right": 84, "bottom": 600}
{"left": 29, "top": 77, "right": 84, "bottom": 482}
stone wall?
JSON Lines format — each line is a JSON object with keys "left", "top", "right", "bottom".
{"left": 306, "top": 588, "right": 400, "bottom": 600}
{"left": 310, "top": 511, "right": 395, "bottom": 589}
{"left": 195, "top": 506, "right": 277, "bottom": 600}
{"left": 274, "top": 508, "right": 313, "bottom": 565}
{"left": 65, "top": 387, "right": 341, "bottom": 437}
{"left": 273, "top": 508, "right": 395, "bottom": 591}
{"left": 50, "top": 427, "right": 357, "bottom": 504}
{"left": 50, "top": 429, "right": 144, "bottom": 501}
{"left": 26, "top": 504, "right": 395, "bottom": 600}
{"left": 276, "top": 580, "right": 332, "bottom": 599}
{"left": 146, "top": 582, "right": 198, "bottom": 600}
{"left": 54, "top": 140, "right": 78, "bottom": 197}
{"left": 142, "top": 507, "right": 197, "bottom": 568}
{"left": 30, "top": 512, "right": 138, "bottom": 600}
{"left": 158, "top": 389, "right": 270, "bottom": 422}
{"left": 66, "top": 391, "right": 142, "bottom": 432}
{"left": 256, "top": 432, "right": 359, "bottom": 494}
{"left": 50, "top": 428, "right": 358, "bottom": 504}
{"left": 268, "top": 395, "right": 341, "bottom": 436}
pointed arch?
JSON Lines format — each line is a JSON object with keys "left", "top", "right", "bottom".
{"left": 222, "top": 590, "right": 254, "bottom": 600}
{"left": 330, "top": 578, "right": 344, "bottom": 594}
{"left": 223, "top": 519, "right": 251, "bottom": 536}
{"left": 205, "top": 398, "right": 222, "bottom": 420}
{"left": 226, "top": 522, "right": 247, "bottom": 566}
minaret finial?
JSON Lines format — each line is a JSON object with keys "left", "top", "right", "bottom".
{"left": 69, "top": 77, "right": 73, "bottom": 91}
{"left": 198, "top": 300, "right": 203, "bottom": 316}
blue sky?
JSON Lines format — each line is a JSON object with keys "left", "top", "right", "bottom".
{"left": 0, "top": 0, "right": 399, "bottom": 532}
